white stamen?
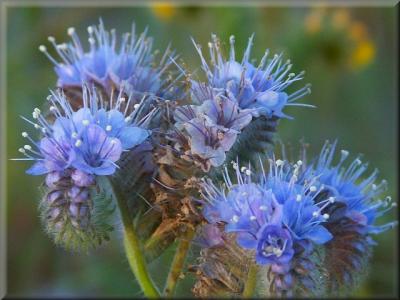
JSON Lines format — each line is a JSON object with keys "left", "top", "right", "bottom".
{"left": 310, "top": 186, "right": 317, "bottom": 192}
{"left": 275, "top": 159, "right": 284, "bottom": 167}
{"left": 57, "top": 43, "right": 68, "bottom": 50}
{"left": 82, "top": 119, "right": 90, "bottom": 126}
{"left": 41, "top": 128, "right": 46, "bottom": 133}
{"left": 259, "top": 205, "right": 267, "bottom": 211}
{"left": 38, "top": 45, "right": 47, "bottom": 52}
{"left": 47, "top": 36, "right": 55, "bottom": 43}
{"left": 34, "top": 124, "right": 40, "bottom": 129}
{"left": 241, "top": 166, "right": 246, "bottom": 172}
{"left": 106, "top": 125, "right": 112, "bottom": 131}
{"left": 22, "top": 132, "right": 28, "bottom": 138}
{"left": 125, "top": 116, "right": 132, "bottom": 123}
{"left": 341, "top": 150, "right": 349, "bottom": 157}
{"left": 50, "top": 106, "right": 57, "bottom": 111}
{"left": 312, "top": 211, "right": 319, "bottom": 217}
{"left": 87, "top": 26, "right": 94, "bottom": 34}
{"left": 24, "top": 145, "right": 32, "bottom": 150}
{"left": 355, "top": 159, "right": 362, "bottom": 165}
{"left": 297, "top": 160, "right": 303, "bottom": 166}
{"left": 232, "top": 215, "right": 239, "bottom": 223}
{"left": 372, "top": 184, "right": 377, "bottom": 190}
{"left": 323, "top": 213, "right": 330, "bottom": 220}
{"left": 119, "top": 97, "right": 126, "bottom": 103}
{"left": 250, "top": 216, "right": 257, "bottom": 221}
{"left": 133, "top": 104, "right": 140, "bottom": 110}
{"left": 241, "top": 192, "right": 248, "bottom": 196}
{"left": 71, "top": 132, "right": 78, "bottom": 139}
{"left": 296, "top": 194, "right": 302, "bottom": 202}
{"left": 88, "top": 37, "right": 95, "bottom": 44}
{"left": 245, "top": 169, "right": 251, "bottom": 176}
{"left": 75, "top": 139, "right": 82, "bottom": 147}
{"left": 67, "top": 27, "right": 75, "bottom": 36}
{"left": 111, "top": 139, "right": 118, "bottom": 145}
{"left": 18, "top": 148, "right": 25, "bottom": 153}
{"left": 328, "top": 197, "right": 335, "bottom": 203}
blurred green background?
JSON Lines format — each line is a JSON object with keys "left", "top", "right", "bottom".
{"left": 5, "top": 4, "right": 398, "bottom": 298}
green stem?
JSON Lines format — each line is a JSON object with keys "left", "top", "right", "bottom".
{"left": 104, "top": 177, "right": 160, "bottom": 298}
{"left": 163, "top": 227, "right": 195, "bottom": 297}
{"left": 242, "top": 263, "right": 258, "bottom": 298}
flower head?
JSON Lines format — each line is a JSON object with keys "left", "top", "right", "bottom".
{"left": 191, "top": 34, "right": 312, "bottom": 118}
{"left": 173, "top": 95, "right": 252, "bottom": 169}
{"left": 202, "top": 159, "right": 333, "bottom": 267}
{"left": 40, "top": 20, "right": 180, "bottom": 98}
{"left": 301, "top": 141, "right": 397, "bottom": 235}
{"left": 20, "top": 86, "right": 152, "bottom": 176}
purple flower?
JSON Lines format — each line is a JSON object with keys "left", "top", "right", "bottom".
{"left": 39, "top": 20, "right": 180, "bottom": 98}
{"left": 256, "top": 224, "right": 294, "bottom": 265}
{"left": 174, "top": 95, "right": 252, "bottom": 168}
{"left": 18, "top": 86, "right": 152, "bottom": 177}
{"left": 72, "top": 124, "right": 122, "bottom": 175}
{"left": 191, "top": 34, "right": 313, "bottom": 118}
{"left": 201, "top": 159, "right": 333, "bottom": 267}
{"left": 301, "top": 141, "right": 398, "bottom": 235}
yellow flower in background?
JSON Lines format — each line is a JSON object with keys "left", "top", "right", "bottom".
{"left": 350, "top": 39, "right": 376, "bottom": 69}
{"left": 305, "top": 7, "right": 325, "bottom": 34}
{"left": 331, "top": 8, "right": 350, "bottom": 29}
{"left": 349, "top": 21, "right": 368, "bottom": 42}
{"left": 151, "top": 3, "right": 176, "bottom": 21}
{"left": 303, "top": 7, "right": 376, "bottom": 71}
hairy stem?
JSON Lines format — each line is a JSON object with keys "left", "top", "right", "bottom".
{"left": 163, "top": 227, "right": 195, "bottom": 297}
{"left": 103, "top": 177, "right": 160, "bottom": 298}
{"left": 242, "top": 263, "right": 259, "bottom": 298}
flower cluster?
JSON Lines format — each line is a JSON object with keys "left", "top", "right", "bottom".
{"left": 17, "top": 86, "right": 153, "bottom": 250}
{"left": 202, "top": 159, "right": 332, "bottom": 266}
{"left": 15, "top": 20, "right": 396, "bottom": 297}
{"left": 298, "top": 142, "right": 398, "bottom": 291}
{"left": 191, "top": 34, "right": 312, "bottom": 119}
{"left": 200, "top": 143, "right": 397, "bottom": 295}
{"left": 21, "top": 88, "right": 151, "bottom": 176}
{"left": 39, "top": 20, "right": 180, "bottom": 98}
{"left": 301, "top": 142, "right": 397, "bottom": 235}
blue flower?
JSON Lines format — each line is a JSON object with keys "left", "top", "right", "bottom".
{"left": 301, "top": 141, "right": 398, "bottom": 235}
{"left": 191, "top": 34, "right": 313, "bottom": 118}
{"left": 39, "top": 20, "right": 179, "bottom": 98}
{"left": 174, "top": 95, "right": 252, "bottom": 169}
{"left": 19, "top": 86, "right": 152, "bottom": 176}
{"left": 256, "top": 224, "right": 294, "bottom": 265}
{"left": 201, "top": 159, "right": 333, "bottom": 267}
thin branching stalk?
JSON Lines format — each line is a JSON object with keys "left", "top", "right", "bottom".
{"left": 102, "top": 177, "right": 160, "bottom": 298}
{"left": 242, "top": 263, "right": 259, "bottom": 298}
{"left": 163, "top": 227, "right": 195, "bottom": 297}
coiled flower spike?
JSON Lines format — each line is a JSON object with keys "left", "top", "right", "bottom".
{"left": 299, "top": 141, "right": 398, "bottom": 293}
{"left": 16, "top": 86, "right": 154, "bottom": 251}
